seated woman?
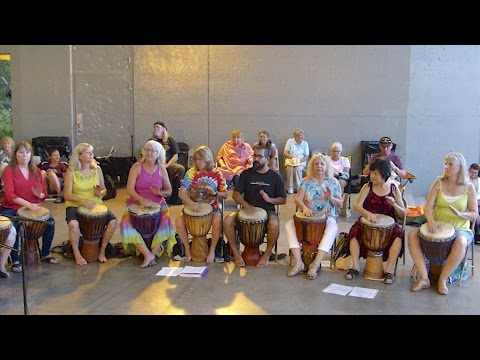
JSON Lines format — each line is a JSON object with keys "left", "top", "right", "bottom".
{"left": 40, "top": 148, "right": 68, "bottom": 203}
{"left": 408, "top": 152, "right": 477, "bottom": 295}
{"left": 0, "top": 136, "right": 14, "bottom": 180}
{"left": 0, "top": 141, "right": 59, "bottom": 271}
{"left": 253, "top": 130, "right": 279, "bottom": 171}
{"left": 120, "top": 140, "right": 177, "bottom": 268}
{"left": 175, "top": 145, "right": 228, "bottom": 262}
{"left": 216, "top": 129, "right": 253, "bottom": 188}
{"left": 285, "top": 154, "right": 342, "bottom": 279}
{"left": 328, "top": 142, "right": 350, "bottom": 193}
{"left": 64, "top": 143, "right": 117, "bottom": 266}
{"left": 344, "top": 158, "right": 405, "bottom": 284}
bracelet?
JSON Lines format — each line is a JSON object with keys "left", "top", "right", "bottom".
{"left": 213, "top": 191, "right": 218, "bottom": 197}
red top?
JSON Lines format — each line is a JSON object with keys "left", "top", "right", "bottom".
{"left": 1, "top": 166, "right": 47, "bottom": 210}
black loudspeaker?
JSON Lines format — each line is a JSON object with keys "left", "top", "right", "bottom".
{"left": 177, "top": 142, "right": 189, "bottom": 169}
{"left": 32, "top": 136, "right": 71, "bottom": 162}
{"left": 96, "top": 156, "right": 136, "bottom": 187}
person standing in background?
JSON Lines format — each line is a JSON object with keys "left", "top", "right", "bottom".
{"left": 284, "top": 129, "right": 309, "bottom": 194}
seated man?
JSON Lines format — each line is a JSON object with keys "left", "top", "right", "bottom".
{"left": 223, "top": 144, "right": 286, "bottom": 268}
{"left": 284, "top": 129, "right": 309, "bottom": 194}
{"left": 362, "top": 136, "right": 407, "bottom": 180}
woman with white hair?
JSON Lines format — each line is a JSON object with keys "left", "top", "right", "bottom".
{"left": 408, "top": 152, "right": 478, "bottom": 295}
{"left": 64, "top": 143, "right": 117, "bottom": 266}
{"left": 121, "top": 140, "right": 177, "bottom": 268}
{"left": 284, "top": 154, "right": 342, "bottom": 280}
{"left": 328, "top": 142, "right": 350, "bottom": 193}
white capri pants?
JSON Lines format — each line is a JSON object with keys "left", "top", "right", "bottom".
{"left": 285, "top": 216, "right": 338, "bottom": 253}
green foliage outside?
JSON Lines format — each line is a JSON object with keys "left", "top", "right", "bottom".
{"left": 0, "top": 59, "right": 12, "bottom": 138}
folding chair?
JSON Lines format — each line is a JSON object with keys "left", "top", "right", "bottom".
{"left": 340, "top": 155, "right": 352, "bottom": 217}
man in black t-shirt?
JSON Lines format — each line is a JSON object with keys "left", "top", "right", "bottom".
{"left": 223, "top": 144, "right": 286, "bottom": 267}
{"left": 150, "top": 121, "right": 185, "bottom": 205}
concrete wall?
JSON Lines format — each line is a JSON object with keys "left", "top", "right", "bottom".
{"left": 1, "top": 45, "right": 479, "bottom": 197}
{"left": 406, "top": 45, "right": 480, "bottom": 197}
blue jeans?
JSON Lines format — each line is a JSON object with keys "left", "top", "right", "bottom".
{"left": 0, "top": 207, "right": 56, "bottom": 263}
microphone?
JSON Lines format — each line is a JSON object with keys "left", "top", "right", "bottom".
{"left": 1, "top": 213, "right": 54, "bottom": 225}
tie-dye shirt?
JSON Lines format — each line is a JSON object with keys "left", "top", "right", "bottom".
{"left": 182, "top": 169, "right": 227, "bottom": 208}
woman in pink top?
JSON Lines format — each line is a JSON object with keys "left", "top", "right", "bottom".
{"left": 121, "top": 140, "right": 177, "bottom": 268}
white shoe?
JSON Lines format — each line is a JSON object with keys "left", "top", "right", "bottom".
{"left": 287, "top": 188, "right": 294, "bottom": 194}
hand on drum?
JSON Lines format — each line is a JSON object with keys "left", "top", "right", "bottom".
{"left": 27, "top": 203, "right": 43, "bottom": 214}
{"left": 83, "top": 200, "right": 97, "bottom": 210}
{"left": 190, "top": 202, "right": 201, "bottom": 212}
{"left": 302, "top": 207, "right": 314, "bottom": 217}
{"left": 427, "top": 221, "right": 439, "bottom": 234}
{"left": 365, "top": 212, "right": 380, "bottom": 224}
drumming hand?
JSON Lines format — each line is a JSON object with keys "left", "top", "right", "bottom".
{"left": 448, "top": 205, "right": 461, "bottom": 217}
{"left": 31, "top": 185, "right": 44, "bottom": 199}
{"left": 366, "top": 212, "right": 379, "bottom": 223}
{"left": 427, "top": 221, "right": 438, "bottom": 233}
{"left": 84, "top": 200, "right": 97, "bottom": 210}
{"left": 150, "top": 185, "right": 161, "bottom": 196}
{"left": 27, "top": 203, "right": 42, "bottom": 212}
{"left": 94, "top": 185, "right": 105, "bottom": 197}
{"left": 302, "top": 207, "right": 314, "bottom": 217}
{"left": 386, "top": 196, "right": 395, "bottom": 206}
{"left": 192, "top": 202, "right": 200, "bottom": 212}
{"left": 242, "top": 204, "right": 255, "bottom": 215}
{"left": 260, "top": 189, "right": 270, "bottom": 203}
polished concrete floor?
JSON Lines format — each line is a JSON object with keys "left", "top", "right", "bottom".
{"left": 0, "top": 188, "right": 479, "bottom": 315}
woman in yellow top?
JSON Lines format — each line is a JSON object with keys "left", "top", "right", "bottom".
{"left": 408, "top": 152, "right": 478, "bottom": 295}
{"left": 64, "top": 143, "right": 117, "bottom": 266}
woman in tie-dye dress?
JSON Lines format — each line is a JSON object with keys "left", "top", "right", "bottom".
{"left": 121, "top": 140, "right": 176, "bottom": 268}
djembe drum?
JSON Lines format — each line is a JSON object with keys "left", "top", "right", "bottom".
{"left": 0, "top": 216, "right": 13, "bottom": 249}
{"left": 419, "top": 221, "right": 456, "bottom": 283}
{"left": 236, "top": 207, "right": 268, "bottom": 266}
{"left": 77, "top": 204, "right": 109, "bottom": 263}
{"left": 183, "top": 203, "right": 213, "bottom": 261}
{"left": 17, "top": 206, "right": 51, "bottom": 265}
{"left": 360, "top": 214, "right": 395, "bottom": 280}
{"left": 129, "top": 204, "right": 161, "bottom": 249}
{"left": 293, "top": 211, "right": 327, "bottom": 267}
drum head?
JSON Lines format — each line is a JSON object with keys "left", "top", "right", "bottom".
{"left": 18, "top": 206, "right": 50, "bottom": 221}
{"left": 360, "top": 214, "right": 395, "bottom": 228}
{"left": 183, "top": 203, "right": 213, "bottom": 216}
{"left": 419, "top": 221, "right": 455, "bottom": 241}
{"left": 238, "top": 207, "right": 268, "bottom": 221}
{"left": 294, "top": 211, "right": 326, "bottom": 222}
{"left": 78, "top": 203, "right": 108, "bottom": 216}
{"left": 130, "top": 203, "right": 161, "bottom": 215}
{"left": 0, "top": 216, "right": 12, "bottom": 230}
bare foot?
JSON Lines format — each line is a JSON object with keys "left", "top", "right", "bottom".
{"left": 256, "top": 253, "right": 270, "bottom": 268}
{"left": 98, "top": 254, "right": 107, "bottom": 263}
{"left": 140, "top": 254, "right": 156, "bottom": 268}
{"left": 206, "top": 253, "right": 215, "bottom": 263}
{"left": 74, "top": 254, "right": 87, "bottom": 266}
{"left": 184, "top": 252, "right": 192, "bottom": 262}
{"left": 234, "top": 254, "right": 246, "bottom": 267}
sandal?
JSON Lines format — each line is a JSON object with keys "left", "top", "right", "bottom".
{"left": 306, "top": 262, "right": 321, "bottom": 280}
{"left": 410, "top": 278, "right": 430, "bottom": 292}
{"left": 41, "top": 255, "right": 60, "bottom": 264}
{"left": 345, "top": 268, "right": 359, "bottom": 280}
{"left": 11, "top": 263, "right": 22, "bottom": 273}
{"left": 384, "top": 272, "right": 394, "bottom": 285}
